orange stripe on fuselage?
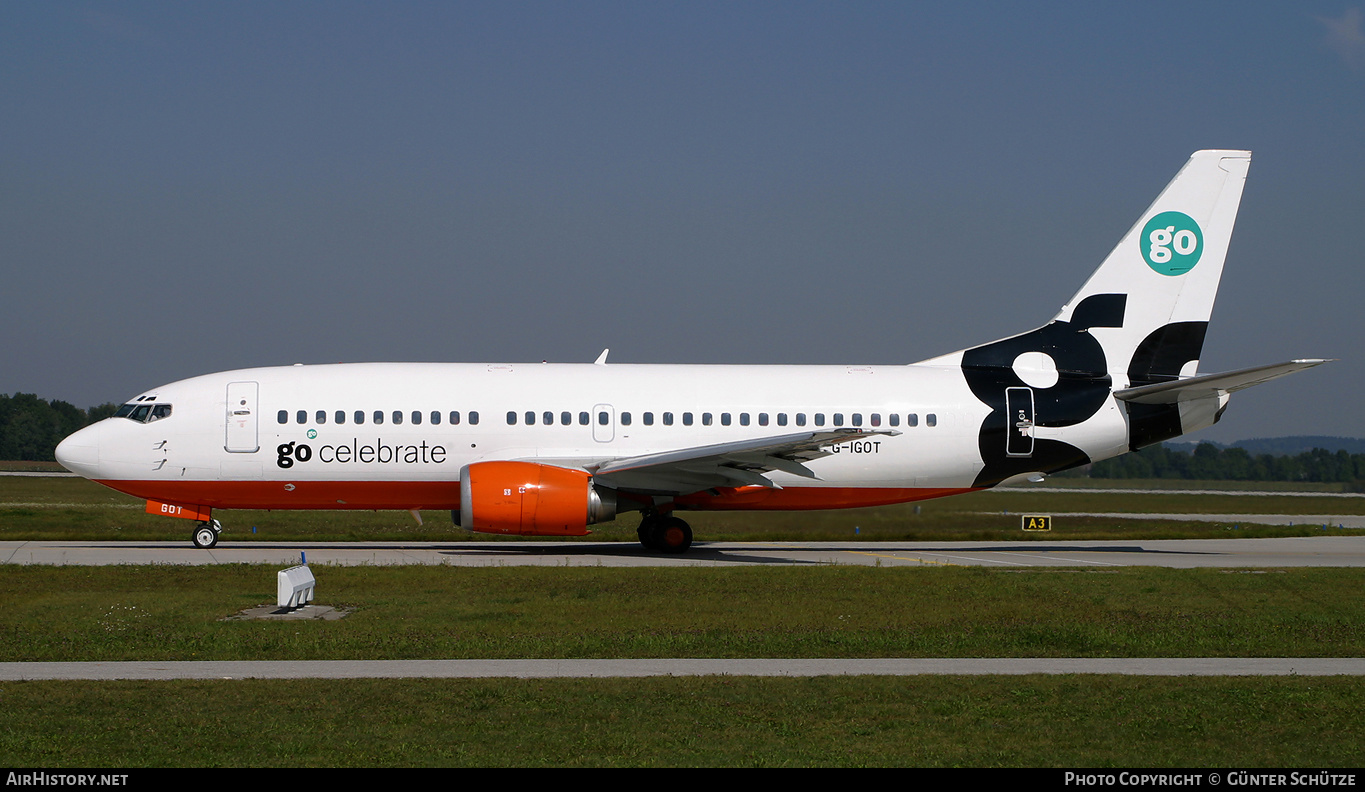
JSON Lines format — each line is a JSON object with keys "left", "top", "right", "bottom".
{"left": 671, "top": 485, "right": 980, "bottom": 510}
{"left": 94, "top": 479, "right": 979, "bottom": 513}
{"left": 95, "top": 479, "right": 461, "bottom": 511}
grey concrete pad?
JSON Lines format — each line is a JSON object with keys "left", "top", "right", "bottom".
{"left": 222, "top": 604, "right": 349, "bottom": 621}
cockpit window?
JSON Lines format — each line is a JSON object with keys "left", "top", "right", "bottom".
{"left": 117, "top": 403, "right": 172, "bottom": 423}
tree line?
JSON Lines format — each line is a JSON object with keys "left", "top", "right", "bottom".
{"left": 1084, "top": 442, "right": 1365, "bottom": 485}
{"left": 0, "top": 393, "right": 116, "bottom": 462}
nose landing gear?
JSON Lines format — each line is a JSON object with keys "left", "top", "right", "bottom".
{"left": 192, "top": 519, "right": 222, "bottom": 549}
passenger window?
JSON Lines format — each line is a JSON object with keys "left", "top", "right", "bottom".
{"left": 579, "top": 412, "right": 589, "bottom": 425}
{"left": 870, "top": 413, "right": 880, "bottom": 427}
{"left": 643, "top": 412, "right": 654, "bottom": 426}
{"left": 296, "top": 410, "right": 307, "bottom": 424}
{"left": 740, "top": 413, "right": 750, "bottom": 426}
{"left": 561, "top": 412, "right": 571, "bottom": 425}
{"left": 834, "top": 414, "right": 845, "bottom": 426}
{"left": 796, "top": 413, "right": 806, "bottom": 427}
{"left": 469, "top": 411, "right": 480, "bottom": 425}
{"left": 889, "top": 414, "right": 899, "bottom": 427}
{"left": 431, "top": 411, "right": 441, "bottom": 425}
{"left": 815, "top": 414, "right": 825, "bottom": 427}
{"left": 598, "top": 411, "right": 609, "bottom": 425}
{"left": 621, "top": 412, "right": 632, "bottom": 426}
{"left": 541, "top": 411, "right": 552, "bottom": 426}
{"left": 393, "top": 411, "right": 403, "bottom": 425}
{"left": 852, "top": 413, "right": 862, "bottom": 427}
{"left": 525, "top": 411, "right": 536, "bottom": 425}
{"left": 721, "top": 413, "right": 731, "bottom": 426}
{"left": 316, "top": 410, "right": 327, "bottom": 425}
{"left": 758, "top": 413, "right": 768, "bottom": 426}
{"left": 703, "top": 412, "right": 713, "bottom": 426}
{"left": 663, "top": 412, "right": 674, "bottom": 426}
{"left": 335, "top": 410, "right": 346, "bottom": 425}
{"left": 412, "top": 411, "right": 422, "bottom": 425}
{"left": 277, "top": 410, "right": 288, "bottom": 424}
{"left": 683, "top": 412, "right": 693, "bottom": 426}
{"left": 450, "top": 411, "right": 461, "bottom": 425}
{"left": 355, "top": 411, "right": 365, "bottom": 425}
{"left": 927, "top": 413, "right": 937, "bottom": 427}
{"left": 507, "top": 411, "right": 517, "bottom": 425}
{"left": 778, "top": 413, "right": 787, "bottom": 426}
{"left": 907, "top": 413, "right": 919, "bottom": 427}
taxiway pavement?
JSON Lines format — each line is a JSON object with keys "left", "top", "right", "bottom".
{"left": 5, "top": 657, "right": 1364, "bottom": 680}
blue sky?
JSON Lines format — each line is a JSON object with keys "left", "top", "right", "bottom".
{"left": 2, "top": 2, "right": 1362, "bottom": 442}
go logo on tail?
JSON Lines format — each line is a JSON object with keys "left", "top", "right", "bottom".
{"left": 1141, "top": 211, "right": 1202, "bottom": 276}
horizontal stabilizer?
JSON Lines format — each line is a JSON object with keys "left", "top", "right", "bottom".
{"left": 1114, "top": 359, "right": 1332, "bottom": 405}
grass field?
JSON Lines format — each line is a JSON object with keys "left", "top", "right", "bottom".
{"left": 3, "top": 565, "right": 1364, "bottom": 662}
{"left": 1, "top": 564, "right": 1364, "bottom": 767}
{"left": 0, "top": 564, "right": 1363, "bottom": 767}
{"left": 3, "top": 676, "right": 1361, "bottom": 767}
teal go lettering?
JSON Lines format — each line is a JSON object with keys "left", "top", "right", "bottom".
{"left": 1141, "top": 211, "right": 1202, "bottom": 276}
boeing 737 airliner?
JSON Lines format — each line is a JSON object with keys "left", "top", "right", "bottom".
{"left": 55, "top": 150, "right": 1328, "bottom": 552}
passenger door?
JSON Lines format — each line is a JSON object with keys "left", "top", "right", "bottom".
{"left": 225, "top": 381, "right": 259, "bottom": 453}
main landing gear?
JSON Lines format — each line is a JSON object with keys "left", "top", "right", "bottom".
{"left": 637, "top": 513, "right": 693, "bottom": 554}
{"left": 192, "top": 519, "right": 222, "bottom": 549}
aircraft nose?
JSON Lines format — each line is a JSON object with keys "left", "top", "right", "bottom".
{"left": 55, "top": 424, "right": 101, "bottom": 478}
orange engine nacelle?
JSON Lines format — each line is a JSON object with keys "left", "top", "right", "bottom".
{"left": 457, "top": 461, "right": 616, "bottom": 536}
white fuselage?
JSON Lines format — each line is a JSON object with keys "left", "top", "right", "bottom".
{"left": 54, "top": 356, "right": 1131, "bottom": 514}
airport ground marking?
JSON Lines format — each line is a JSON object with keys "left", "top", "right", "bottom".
{"left": 842, "top": 549, "right": 964, "bottom": 566}
{"left": 919, "top": 552, "right": 1029, "bottom": 566}
{"left": 992, "top": 551, "right": 1122, "bottom": 566}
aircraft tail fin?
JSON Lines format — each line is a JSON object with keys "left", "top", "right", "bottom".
{"left": 1055, "top": 149, "right": 1251, "bottom": 386}
{"left": 926, "top": 150, "right": 1253, "bottom": 381}
{"left": 945, "top": 151, "right": 1260, "bottom": 484}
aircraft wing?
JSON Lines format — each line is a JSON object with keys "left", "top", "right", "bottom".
{"left": 586, "top": 428, "right": 899, "bottom": 495}
{"left": 1113, "top": 359, "right": 1332, "bottom": 405}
